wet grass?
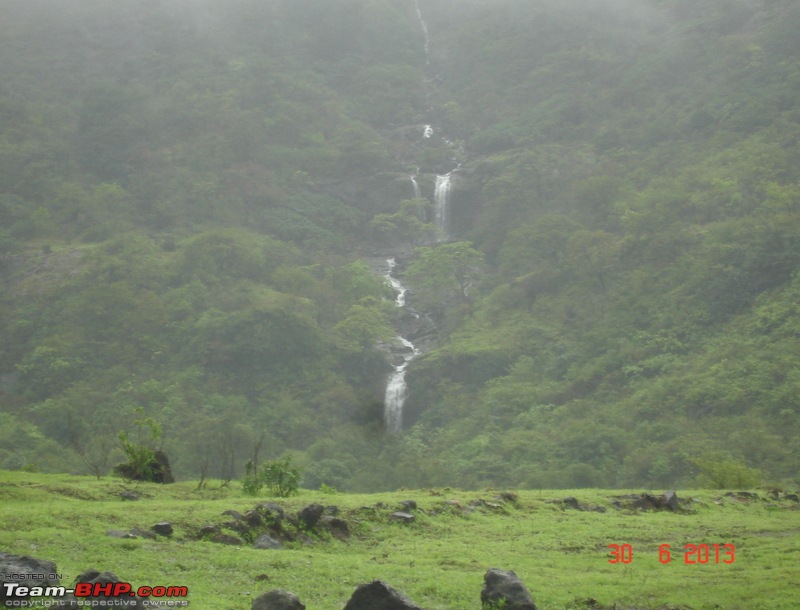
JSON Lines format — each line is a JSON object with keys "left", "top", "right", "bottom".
{"left": 0, "top": 471, "right": 798, "bottom": 609}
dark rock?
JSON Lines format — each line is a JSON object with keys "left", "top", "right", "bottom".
{"left": 785, "top": 493, "right": 800, "bottom": 502}
{"left": 222, "top": 509, "right": 243, "bottom": 520}
{"left": 244, "top": 510, "right": 264, "bottom": 528}
{"left": 561, "top": 497, "right": 581, "bottom": 510}
{"left": 298, "top": 503, "right": 325, "bottom": 529}
{"left": 320, "top": 516, "right": 350, "bottom": 539}
{"left": 197, "top": 524, "right": 220, "bottom": 538}
{"left": 613, "top": 492, "right": 683, "bottom": 512}
{"left": 75, "top": 570, "right": 120, "bottom": 584}
{"left": 252, "top": 589, "right": 305, "bottom": 610}
{"left": 343, "top": 580, "right": 425, "bottom": 610}
{"left": 481, "top": 568, "right": 537, "bottom": 610}
{"left": 724, "top": 491, "right": 759, "bottom": 502}
{"left": 114, "top": 450, "right": 174, "bottom": 484}
{"left": 152, "top": 450, "right": 175, "bottom": 484}
{"left": 325, "top": 505, "right": 340, "bottom": 516}
{"left": 254, "top": 534, "right": 283, "bottom": 550}
{"left": 0, "top": 553, "right": 59, "bottom": 602}
{"left": 120, "top": 490, "right": 140, "bottom": 501}
{"left": 496, "top": 492, "right": 519, "bottom": 505}
{"left": 151, "top": 522, "right": 173, "bottom": 537}
{"left": 400, "top": 500, "right": 417, "bottom": 511}
{"left": 256, "top": 503, "right": 285, "bottom": 529}
{"left": 129, "top": 528, "right": 157, "bottom": 540}
{"left": 256, "top": 503, "right": 285, "bottom": 519}
{"left": 58, "top": 571, "right": 144, "bottom": 607}
{"left": 661, "top": 491, "right": 680, "bottom": 512}
{"left": 390, "top": 511, "right": 415, "bottom": 524}
{"left": 210, "top": 533, "right": 242, "bottom": 546}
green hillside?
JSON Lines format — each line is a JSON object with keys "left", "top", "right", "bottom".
{"left": 1, "top": 0, "right": 799, "bottom": 492}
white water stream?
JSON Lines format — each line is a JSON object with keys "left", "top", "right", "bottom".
{"left": 383, "top": 258, "right": 419, "bottom": 433}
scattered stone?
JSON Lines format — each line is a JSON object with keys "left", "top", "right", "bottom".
{"left": 151, "top": 522, "right": 174, "bottom": 537}
{"left": 252, "top": 589, "right": 305, "bottom": 610}
{"left": 298, "top": 503, "right": 325, "bottom": 530}
{"left": 343, "top": 580, "right": 425, "bottom": 610}
{"left": 390, "top": 511, "right": 415, "bottom": 524}
{"left": 481, "top": 568, "right": 537, "bottom": 610}
{"left": 469, "top": 499, "right": 508, "bottom": 513}
{"left": 254, "top": 534, "right": 283, "bottom": 550}
{"left": 325, "top": 505, "right": 340, "bottom": 516}
{"left": 129, "top": 528, "right": 157, "bottom": 540}
{"left": 107, "top": 529, "right": 136, "bottom": 539}
{"left": 400, "top": 500, "right": 417, "bottom": 511}
{"left": 120, "top": 490, "right": 140, "bottom": 501}
{"left": 255, "top": 574, "right": 271, "bottom": 582}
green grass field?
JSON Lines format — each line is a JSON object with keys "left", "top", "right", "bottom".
{"left": 1, "top": 471, "right": 798, "bottom": 609}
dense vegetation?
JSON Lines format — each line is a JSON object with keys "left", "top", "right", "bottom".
{"left": 1, "top": 0, "right": 799, "bottom": 491}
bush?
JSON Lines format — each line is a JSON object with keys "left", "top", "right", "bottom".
{"left": 242, "top": 455, "right": 302, "bottom": 497}
{"left": 690, "top": 452, "right": 763, "bottom": 489}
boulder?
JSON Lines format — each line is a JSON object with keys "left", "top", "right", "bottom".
{"left": 612, "top": 491, "right": 683, "bottom": 512}
{"left": 252, "top": 589, "right": 305, "bottom": 610}
{"left": 0, "top": 553, "right": 59, "bottom": 602}
{"left": 151, "top": 522, "right": 174, "bottom": 537}
{"left": 390, "top": 511, "right": 415, "bottom": 524}
{"left": 400, "top": 500, "right": 417, "bottom": 511}
{"left": 481, "top": 568, "right": 537, "bottom": 610}
{"left": 298, "top": 503, "right": 325, "bottom": 529}
{"left": 58, "top": 571, "right": 145, "bottom": 608}
{"left": 343, "top": 581, "right": 425, "bottom": 610}
{"left": 320, "top": 516, "right": 350, "bottom": 539}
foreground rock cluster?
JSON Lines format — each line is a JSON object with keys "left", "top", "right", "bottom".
{"left": 253, "top": 569, "right": 538, "bottom": 610}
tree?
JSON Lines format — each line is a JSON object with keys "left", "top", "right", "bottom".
{"left": 405, "top": 241, "right": 485, "bottom": 311}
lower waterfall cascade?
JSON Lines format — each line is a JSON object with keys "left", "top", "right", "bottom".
{"left": 383, "top": 257, "right": 420, "bottom": 433}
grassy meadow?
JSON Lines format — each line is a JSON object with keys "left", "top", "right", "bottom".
{"left": 0, "top": 471, "right": 798, "bottom": 610}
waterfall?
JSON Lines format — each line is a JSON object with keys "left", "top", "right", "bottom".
{"left": 383, "top": 258, "right": 419, "bottom": 433}
{"left": 410, "top": 175, "right": 421, "bottom": 199}
{"left": 413, "top": 0, "right": 430, "bottom": 62}
{"left": 433, "top": 173, "right": 452, "bottom": 241}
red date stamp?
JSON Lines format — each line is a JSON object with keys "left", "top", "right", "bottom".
{"left": 608, "top": 543, "right": 735, "bottom": 564}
